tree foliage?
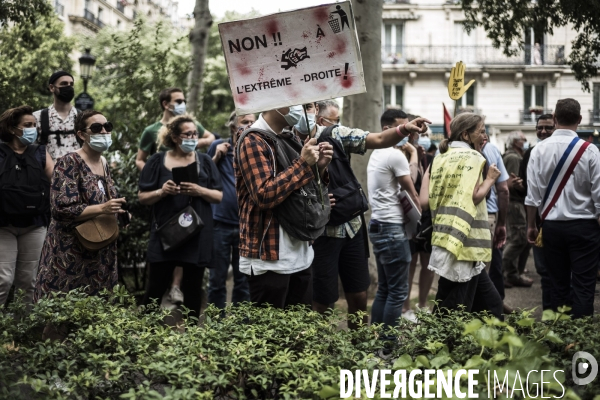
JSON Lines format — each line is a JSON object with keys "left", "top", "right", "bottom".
{"left": 461, "top": 0, "right": 600, "bottom": 91}
{"left": 0, "top": 15, "right": 75, "bottom": 112}
{"left": 0, "top": 0, "right": 53, "bottom": 26}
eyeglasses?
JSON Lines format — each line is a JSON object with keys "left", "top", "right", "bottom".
{"left": 86, "top": 122, "right": 113, "bottom": 133}
{"left": 536, "top": 126, "right": 555, "bottom": 131}
{"left": 179, "top": 131, "right": 198, "bottom": 138}
{"left": 321, "top": 117, "right": 340, "bottom": 125}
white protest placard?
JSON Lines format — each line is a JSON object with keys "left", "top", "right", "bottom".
{"left": 218, "top": 1, "right": 366, "bottom": 114}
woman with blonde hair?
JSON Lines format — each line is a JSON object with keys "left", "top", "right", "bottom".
{"left": 419, "top": 113, "right": 503, "bottom": 318}
{"left": 138, "top": 115, "right": 222, "bottom": 317}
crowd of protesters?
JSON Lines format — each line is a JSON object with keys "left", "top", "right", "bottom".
{"left": 0, "top": 70, "right": 598, "bottom": 336}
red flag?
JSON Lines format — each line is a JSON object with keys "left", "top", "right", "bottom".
{"left": 443, "top": 103, "right": 452, "bottom": 138}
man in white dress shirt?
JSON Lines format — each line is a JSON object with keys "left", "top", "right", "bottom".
{"left": 525, "top": 98, "right": 600, "bottom": 318}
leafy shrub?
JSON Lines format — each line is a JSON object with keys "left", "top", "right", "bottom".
{"left": 1, "top": 289, "right": 598, "bottom": 399}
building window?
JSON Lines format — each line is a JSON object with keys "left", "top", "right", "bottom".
{"left": 457, "top": 84, "right": 475, "bottom": 112}
{"left": 382, "top": 23, "right": 403, "bottom": 63}
{"left": 84, "top": 0, "right": 90, "bottom": 11}
{"left": 117, "top": 19, "right": 121, "bottom": 29}
{"left": 98, "top": 7, "right": 104, "bottom": 21}
{"left": 523, "top": 84, "right": 545, "bottom": 123}
{"left": 383, "top": 84, "right": 403, "bottom": 109}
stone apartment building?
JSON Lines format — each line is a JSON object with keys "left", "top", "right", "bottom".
{"left": 381, "top": 0, "right": 600, "bottom": 149}
{"left": 52, "top": 0, "right": 179, "bottom": 36}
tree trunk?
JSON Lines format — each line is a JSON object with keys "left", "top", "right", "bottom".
{"left": 187, "top": 0, "right": 212, "bottom": 116}
{"left": 342, "top": 0, "right": 383, "bottom": 296}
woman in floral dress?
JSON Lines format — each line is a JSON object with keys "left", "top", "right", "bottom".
{"left": 34, "top": 110, "right": 127, "bottom": 300}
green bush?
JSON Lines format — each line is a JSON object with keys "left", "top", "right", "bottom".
{"left": 1, "top": 289, "right": 598, "bottom": 399}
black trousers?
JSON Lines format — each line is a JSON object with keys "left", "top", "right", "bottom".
{"left": 488, "top": 247, "right": 505, "bottom": 300}
{"left": 435, "top": 268, "right": 503, "bottom": 319}
{"left": 247, "top": 266, "right": 312, "bottom": 309}
{"left": 542, "top": 219, "right": 600, "bottom": 318}
{"left": 142, "top": 262, "right": 205, "bottom": 317}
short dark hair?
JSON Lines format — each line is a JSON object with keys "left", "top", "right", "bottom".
{"left": 159, "top": 115, "right": 195, "bottom": 149}
{"left": 74, "top": 110, "right": 104, "bottom": 146}
{"left": 0, "top": 105, "right": 34, "bottom": 142}
{"left": 380, "top": 109, "right": 408, "bottom": 128}
{"left": 158, "top": 87, "right": 183, "bottom": 111}
{"left": 536, "top": 114, "right": 553, "bottom": 124}
{"left": 554, "top": 98, "right": 581, "bottom": 126}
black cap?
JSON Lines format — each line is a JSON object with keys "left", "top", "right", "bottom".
{"left": 48, "top": 70, "right": 74, "bottom": 85}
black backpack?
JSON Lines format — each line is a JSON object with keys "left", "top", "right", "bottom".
{"left": 237, "top": 128, "right": 330, "bottom": 241}
{"left": 317, "top": 125, "right": 369, "bottom": 226}
{"left": 0, "top": 144, "right": 51, "bottom": 219}
{"left": 39, "top": 107, "right": 81, "bottom": 146}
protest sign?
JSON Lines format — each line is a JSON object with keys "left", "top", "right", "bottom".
{"left": 218, "top": 1, "right": 366, "bottom": 114}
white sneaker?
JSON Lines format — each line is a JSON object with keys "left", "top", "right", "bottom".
{"left": 402, "top": 309, "right": 418, "bottom": 323}
{"left": 168, "top": 286, "right": 184, "bottom": 305}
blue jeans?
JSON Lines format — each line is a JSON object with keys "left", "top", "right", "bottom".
{"left": 208, "top": 221, "right": 249, "bottom": 309}
{"left": 368, "top": 221, "right": 412, "bottom": 330}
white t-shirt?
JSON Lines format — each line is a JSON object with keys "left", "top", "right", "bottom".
{"left": 367, "top": 147, "right": 411, "bottom": 224}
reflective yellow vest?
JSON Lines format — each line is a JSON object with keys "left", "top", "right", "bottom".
{"left": 429, "top": 147, "right": 491, "bottom": 262}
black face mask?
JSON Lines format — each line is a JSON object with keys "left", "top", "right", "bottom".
{"left": 55, "top": 86, "right": 75, "bottom": 103}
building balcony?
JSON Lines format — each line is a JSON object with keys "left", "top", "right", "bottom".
{"left": 54, "top": 0, "right": 64, "bottom": 16}
{"left": 520, "top": 108, "right": 553, "bottom": 124}
{"left": 382, "top": 45, "right": 566, "bottom": 66}
{"left": 591, "top": 109, "right": 600, "bottom": 125}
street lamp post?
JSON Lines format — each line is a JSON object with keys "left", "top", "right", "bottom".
{"left": 75, "top": 48, "right": 96, "bottom": 111}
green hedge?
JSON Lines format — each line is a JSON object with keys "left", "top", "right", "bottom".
{"left": 0, "top": 287, "right": 598, "bottom": 399}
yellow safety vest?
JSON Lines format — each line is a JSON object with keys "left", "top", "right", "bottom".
{"left": 429, "top": 147, "right": 491, "bottom": 262}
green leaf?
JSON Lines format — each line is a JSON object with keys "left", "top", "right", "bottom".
{"left": 542, "top": 309, "right": 556, "bottom": 321}
{"left": 430, "top": 354, "right": 451, "bottom": 369}
{"left": 393, "top": 354, "right": 413, "bottom": 369}
{"left": 416, "top": 355, "right": 431, "bottom": 368}
{"left": 463, "top": 319, "right": 483, "bottom": 335}
{"left": 318, "top": 385, "right": 340, "bottom": 399}
{"left": 464, "top": 355, "right": 485, "bottom": 369}
{"left": 544, "top": 330, "right": 563, "bottom": 344}
{"left": 516, "top": 318, "right": 535, "bottom": 327}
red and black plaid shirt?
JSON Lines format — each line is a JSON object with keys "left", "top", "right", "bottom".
{"left": 234, "top": 130, "right": 317, "bottom": 260}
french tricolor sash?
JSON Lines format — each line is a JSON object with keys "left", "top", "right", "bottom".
{"left": 535, "top": 136, "right": 590, "bottom": 247}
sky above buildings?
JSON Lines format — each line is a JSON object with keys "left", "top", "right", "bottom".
{"left": 178, "top": 0, "right": 329, "bottom": 18}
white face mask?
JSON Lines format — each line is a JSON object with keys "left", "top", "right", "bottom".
{"left": 172, "top": 102, "right": 186, "bottom": 115}
{"left": 89, "top": 134, "right": 112, "bottom": 153}
{"left": 276, "top": 105, "right": 303, "bottom": 126}
{"left": 294, "top": 113, "right": 316, "bottom": 135}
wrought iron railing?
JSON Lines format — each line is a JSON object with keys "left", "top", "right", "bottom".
{"left": 83, "top": 9, "right": 105, "bottom": 28}
{"left": 382, "top": 45, "right": 566, "bottom": 66}
{"left": 54, "top": 1, "right": 64, "bottom": 16}
{"left": 520, "top": 108, "right": 553, "bottom": 124}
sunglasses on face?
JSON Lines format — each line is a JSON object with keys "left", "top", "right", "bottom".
{"left": 174, "top": 99, "right": 186, "bottom": 105}
{"left": 536, "top": 126, "right": 555, "bottom": 131}
{"left": 86, "top": 122, "right": 113, "bottom": 133}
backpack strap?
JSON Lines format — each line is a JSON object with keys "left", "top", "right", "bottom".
{"left": 40, "top": 108, "right": 50, "bottom": 145}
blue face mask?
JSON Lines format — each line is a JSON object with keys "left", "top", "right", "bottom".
{"left": 522, "top": 141, "right": 530, "bottom": 150}
{"left": 180, "top": 139, "right": 197, "bottom": 153}
{"left": 418, "top": 137, "right": 431, "bottom": 150}
{"left": 294, "top": 113, "right": 316, "bottom": 135}
{"left": 397, "top": 137, "right": 409, "bottom": 147}
{"left": 277, "top": 105, "right": 303, "bottom": 127}
{"left": 17, "top": 127, "right": 38, "bottom": 145}
{"left": 172, "top": 102, "right": 187, "bottom": 115}
{"left": 89, "top": 134, "right": 112, "bottom": 153}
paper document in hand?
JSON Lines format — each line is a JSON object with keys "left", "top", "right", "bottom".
{"left": 399, "top": 191, "right": 421, "bottom": 239}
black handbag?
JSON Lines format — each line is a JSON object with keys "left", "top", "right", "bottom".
{"left": 155, "top": 204, "right": 204, "bottom": 252}
{"left": 153, "top": 153, "right": 204, "bottom": 252}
